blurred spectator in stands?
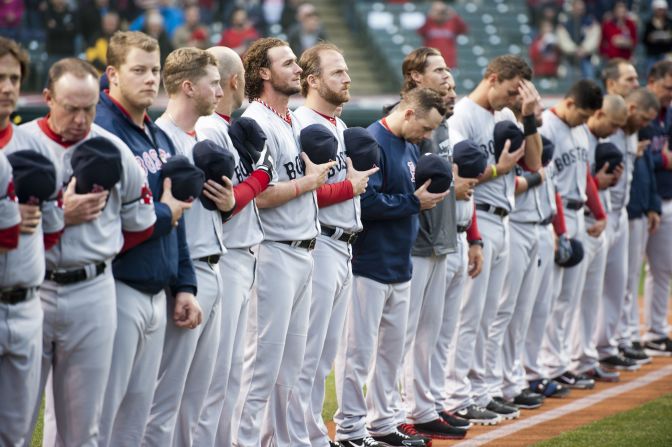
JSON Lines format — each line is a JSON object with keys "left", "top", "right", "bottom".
{"left": 85, "top": 11, "right": 120, "bottom": 72}
{"left": 173, "top": 4, "right": 209, "bottom": 49}
{"left": 557, "top": 0, "right": 601, "bottom": 80}
{"left": 130, "top": 0, "right": 184, "bottom": 39}
{"left": 281, "top": 0, "right": 302, "bottom": 32}
{"left": 287, "top": 3, "right": 326, "bottom": 57}
{"left": 0, "top": 0, "right": 25, "bottom": 40}
{"left": 264, "top": 0, "right": 284, "bottom": 28}
{"left": 530, "top": 19, "right": 561, "bottom": 77}
{"left": 527, "top": 0, "right": 564, "bottom": 28}
{"left": 643, "top": 0, "right": 672, "bottom": 73}
{"left": 219, "top": 7, "right": 259, "bottom": 56}
{"left": 44, "top": 0, "right": 79, "bottom": 65}
{"left": 600, "top": 1, "right": 637, "bottom": 61}
{"left": 80, "top": 0, "right": 113, "bottom": 47}
{"left": 243, "top": 0, "right": 267, "bottom": 35}
{"left": 143, "top": 8, "right": 172, "bottom": 63}
{"left": 417, "top": 2, "right": 467, "bottom": 69}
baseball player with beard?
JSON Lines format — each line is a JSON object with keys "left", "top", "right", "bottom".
{"left": 568, "top": 95, "right": 627, "bottom": 382}
{"left": 0, "top": 37, "right": 64, "bottom": 447}
{"left": 193, "top": 46, "right": 273, "bottom": 447}
{"left": 145, "top": 47, "right": 235, "bottom": 447}
{"left": 287, "top": 42, "right": 378, "bottom": 447}
{"left": 232, "top": 38, "right": 335, "bottom": 447}
{"left": 538, "top": 80, "right": 605, "bottom": 390}
{"left": 444, "top": 55, "right": 540, "bottom": 424}
{"left": 23, "top": 58, "right": 156, "bottom": 446}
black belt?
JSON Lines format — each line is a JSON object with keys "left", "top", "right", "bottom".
{"left": 197, "top": 254, "right": 221, "bottom": 265}
{"left": 475, "top": 203, "right": 509, "bottom": 218}
{"left": 457, "top": 225, "right": 468, "bottom": 233}
{"left": 45, "top": 262, "right": 106, "bottom": 285}
{"left": 538, "top": 216, "right": 554, "bottom": 226}
{"left": 564, "top": 199, "right": 585, "bottom": 210}
{"left": 321, "top": 226, "right": 359, "bottom": 244}
{"left": 0, "top": 287, "right": 35, "bottom": 305}
{"left": 277, "top": 238, "right": 317, "bottom": 250}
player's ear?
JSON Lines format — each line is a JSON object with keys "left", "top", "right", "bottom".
{"left": 259, "top": 67, "right": 271, "bottom": 81}
{"left": 106, "top": 66, "right": 118, "bottom": 87}
{"left": 410, "top": 70, "right": 423, "bottom": 85}
{"left": 404, "top": 108, "right": 416, "bottom": 121}
{"left": 230, "top": 73, "right": 239, "bottom": 90}
{"left": 181, "top": 79, "right": 194, "bottom": 97}
{"left": 307, "top": 73, "right": 318, "bottom": 89}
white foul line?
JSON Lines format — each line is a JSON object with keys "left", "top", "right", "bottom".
{"left": 453, "top": 365, "right": 672, "bottom": 447}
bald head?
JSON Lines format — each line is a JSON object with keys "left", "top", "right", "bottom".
{"left": 587, "top": 94, "right": 628, "bottom": 138}
{"left": 602, "top": 94, "right": 628, "bottom": 122}
{"left": 207, "top": 46, "right": 245, "bottom": 111}
{"left": 207, "top": 46, "right": 244, "bottom": 81}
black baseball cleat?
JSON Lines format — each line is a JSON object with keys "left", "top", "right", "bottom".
{"left": 510, "top": 389, "right": 545, "bottom": 409}
{"left": 600, "top": 354, "right": 640, "bottom": 371}
{"left": 553, "top": 371, "right": 595, "bottom": 389}
{"left": 330, "top": 441, "right": 343, "bottom": 447}
{"left": 644, "top": 337, "right": 672, "bottom": 357}
{"left": 486, "top": 399, "right": 520, "bottom": 420}
{"left": 413, "top": 418, "right": 467, "bottom": 440}
{"left": 584, "top": 365, "right": 620, "bottom": 382}
{"left": 438, "top": 410, "right": 472, "bottom": 429}
{"left": 455, "top": 404, "right": 501, "bottom": 426}
{"left": 373, "top": 428, "right": 428, "bottom": 446}
{"left": 339, "top": 436, "right": 387, "bottom": 447}
{"left": 619, "top": 345, "right": 651, "bottom": 365}
{"left": 397, "top": 424, "right": 432, "bottom": 446}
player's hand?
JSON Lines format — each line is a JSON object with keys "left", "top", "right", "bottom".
{"left": 594, "top": 162, "right": 624, "bottom": 189}
{"left": 414, "top": 179, "right": 450, "bottom": 210}
{"left": 468, "top": 243, "right": 484, "bottom": 278}
{"left": 346, "top": 157, "right": 379, "bottom": 196}
{"left": 496, "top": 140, "right": 526, "bottom": 175}
{"left": 637, "top": 139, "right": 650, "bottom": 157}
{"left": 648, "top": 211, "right": 661, "bottom": 234}
{"left": 160, "top": 178, "right": 192, "bottom": 226}
{"left": 203, "top": 176, "right": 236, "bottom": 213}
{"left": 299, "top": 152, "right": 336, "bottom": 191}
{"left": 555, "top": 234, "right": 572, "bottom": 263}
{"left": 518, "top": 79, "right": 541, "bottom": 118}
{"left": 63, "top": 177, "right": 109, "bottom": 226}
{"left": 454, "top": 166, "right": 477, "bottom": 200}
{"left": 587, "top": 218, "right": 606, "bottom": 238}
{"left": 19, "top": 204, "right": 41, "bottom": 234}
{"left": 173, "top": 292, "right": 203, "bottom": 329}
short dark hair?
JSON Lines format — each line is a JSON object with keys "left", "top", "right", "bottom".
{"left": 399, "top": 87, "right": 447, "bottom": 117}
{"left": 648, "top": 60, "right": 672, "bottom": 82}
{"left": 601, "top": 57, "right": 629, "bottom": 89}
{"left": 401, "top": 47, "right": 443, "bottom": 93}
{"left": 163, "top": 47, "right": 218, "bottom": 95}
{"left": 243, "top": 37, "right": 289, "bottom": 100}
{"left": 0, "top": 36, "right": 30, "bottom": 81}
{"left": 626, "top": 87, "right": 660, "bottom": 112}
{"left": 483, "top": 55, "right": 532, "bottom": 82}
{"left": 46, "top": 58, "right": 99, "bottom": 93}
{"left": 565, "top": 79, "right": 603, "bottom": 110}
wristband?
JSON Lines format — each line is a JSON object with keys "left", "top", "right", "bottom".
{"left": 291, "top": 179, "right": 301, "bottom": 197}
{"left": 523, "top": 114, "right": 537, "bottom": 136}
{"left": 522, "top": 171, "right": 542, "bottom": 189}
{"left": 491, "top": 164, "right": 498, "bottom": 178}
{"left": 469, "top": 239, "right": 484, "bottom": 248}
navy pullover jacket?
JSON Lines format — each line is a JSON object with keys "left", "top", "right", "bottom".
{"left": 646, "top": 107, "right": 672, "bottom": 199}
{"left": 352, "top": 121, "right": 421, "bottom": 284}
{"left": 95, "top": 90, "right": 197, "bottom": 296}
{"left": 627, "top": 148, "right": 662, "bottom": 219}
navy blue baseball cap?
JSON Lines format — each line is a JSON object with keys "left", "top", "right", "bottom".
{"left": 493, "top": 121, "right": 524, "bottom": 163}
{"left": 556, "top": 238, "right": 584, "bottom": 268}
{"left": 229, "top": 117, "right": 267, "bottom": 166}
{"left": 70, "top": 137, "right": 122, "bottom": 194}
{"left": 452, "top": 139, "right": 487, "bottom": 179}
{"left": 594, "top": 142, "right": 623, "bottom": 174}
{"left": 6, "top": 150, "right": 57, "bottom": 205}
{"left": 541, "top": 135, "right": 555, "bottom": 167}
{"left": 415, "top": 153, "right": 453, "bottom": 193}
{"left": 300, "top": 124, "right": 338, "bottom": 165}
{"left": 193, "top": 140, "right": 236, "bottom": 211}
{"left": 160, "top": 155, "right": 205, "bottom": 203}
{"left": 343, "top": 127, "right": 380, "bottom": 171}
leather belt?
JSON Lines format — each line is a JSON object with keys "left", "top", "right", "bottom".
{"left": 0, "top": 287, "right": 36, "bottom": 305}
{"left": 277, "top": 238, "right": 317, "bottom": 250}
{"left": 564, "top": 199, "right": 585, "bottom": 210}
{"left": 45, "top": 262, "right": 106, "bottom": 285}
{"left": 538, "top": 216, "right": 554, "bottom": 226}
{"left": 475, "top": 203, "right": 509, "bottom": 218}
{"left": 457, "top": 225, "right": 468, "bottom": 233}
{"left": 197, "top": 254, "right": 221, "bottom": 265}
{"left": 321, "top": 225, "right": 359, "bottom": 244}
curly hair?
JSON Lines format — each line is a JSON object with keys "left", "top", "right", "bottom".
{"left": 243, "top": 37, "right": 288, "bottom": 100}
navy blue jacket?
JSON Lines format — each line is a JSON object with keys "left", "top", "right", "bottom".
{"left": 645, "top": 107, "right": 672, "bottom": 199}
{"left": 95, "top": 90, "right": 197, "bottom": 296}
{"left": 352, "top": 121, "right": 421, "bottom": 284}
{"left": 627, "top": 149, "right": 662, "bottom": 219}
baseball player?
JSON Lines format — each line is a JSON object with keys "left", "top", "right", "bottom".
{"left": 0, "top": 37, "right": 65, "bottom": 447}
{"left": 92, "top": 32, "right": 199, "bottom": 447}
{"left": 144, "top": 47, "right": 234, "bottom": 447}
{"left": 193, "top": 46, "right": 273, "bottom": 447}
{"left": 538, "top": 80, "right": 604, "bottom": 389}
{"left": 334, "top": 87, "right": 447, "bottom": 447}
{"left": 23, "top": 57, "right": 156, "bottom": 446}
{"left": 594, "top": 88, "right": 660, "bottom": 370}
{"left": 287, "top": 43, "right": 379, "bottom": 447}
{"left": 232, "top": 37, "right": 334, "bottom": 447}
{"left": 639, "top": 61, "right": 672, "bottom": 357}
{"left": 389, "top": 48, "right": 473, "bottom": 440}
{"left": 444, "top": 55, "right": 540, "bottom": 424}
{"left": 569, "top": 95, "right": 627, "bottom": 381}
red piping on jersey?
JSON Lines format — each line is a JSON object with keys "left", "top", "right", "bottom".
{"left": 254, "top": 98, "right": 292, "bottom": 126}
{"left": 317, "top": 180, "right": 354, "bottom": 207}
{"left": 37, "top": 117, "right": 83, "bottom": 148}
{"left": 231, "top": 169, "right": 271, "bottom": 216}
{"left": 0, "top": 224, "right": 20, "bottom": 250}
{"left": 380, "top": 117, "right": 399, "bottom": 137}
{"left": 0, "top": 123, "right": 13, "bottom": 148}
{"left": 466, "top": 206, "right": 481, "bottom": 241}
{"left": 44, "top": 230, "right": 64, "bottom": 251}
{"left": 312, "top": 109, "right": 337, "bottom": 126}
{"left": 585, "top": 169, "right": 606, "bottom": 220}
{"left": 553, "top": 192, "right": 567, "bottom": 236}
{"left": 105, "top": 90, "right": 151, "bottom": 126}
{"left": 216, "top": 113, "right": 231, "bottom": 123}
{"left": 120, "top": 225, "right": 155, "bottom": 254}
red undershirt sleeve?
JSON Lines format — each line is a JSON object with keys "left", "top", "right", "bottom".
{"left": 231, "top": 170, "right": 271, "bottom": 217}
{"left": 586, "top": 171, "right": 606, "bottom": 220}
{"left": 43, "top": 230, "right": 64, "bottom": 251}
{"left": 466, "top": 206, "right": 481, "bottom": 241}
{"left": 121, "top": 226, "right": 155, "bottom": 253}
{"left": 0, "top": 224, "right": 20, "bottom": 250}
{"left": 552, "top": 192, "right": 567, "bottom": 236}
{"left": 316, "top": 180, "right": 354, "bottom": 208}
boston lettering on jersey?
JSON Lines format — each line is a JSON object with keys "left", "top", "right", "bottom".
{"left": 551, "top": 146, "right": 589, "bottom": 176}
{"left": 134, "top": 148, "right": 171, "bottom": 176}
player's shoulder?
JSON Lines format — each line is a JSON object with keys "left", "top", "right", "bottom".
{"left": 495, "top": 107, "right": 516, "bottom": 123}
{"left": 89, "top": 124, "right": 140, "bottom": 165}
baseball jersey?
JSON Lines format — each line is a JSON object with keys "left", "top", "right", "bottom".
{"left": 540, "top": 109, "right": 589, "bottom": 202}
{"left": 455, "top": 198, "right": 474, "bottom": 227}
{"left": 605, "top": 129, "right": 637, "bottom": 211}
{"left": 21, "top": 119, "right": 154, "bottom": 270}
{"left": 448, "top": 97, "right": 518, "bottom": 212}
{"left": 293, "top": 106, "right": 362, "bottom": 233}
{"left": 242, "top": 101, "right": 320, "bottom": 242}
{"left": 583, "top": 125, "right": 612, "bottom": 215}
{"left": 156, "top": 115, "right": 226, "bottom": 258}
{"left": 0, "top": 124, "right": 64, "bottom": 288}
{"left": 195, "top": 113, "right": 265, "bottom": 249}
{"left": 0, "top": 151, "right": 20, "bottom": 244}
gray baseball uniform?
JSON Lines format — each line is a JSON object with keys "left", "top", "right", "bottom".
{"left": 143, "top": 116, "right": 225, "bottom": 447}
{"left": 21, "top": 119, "right": 155, "bottom": 447}
{"left": 444, "top": 98, "right": 517, "bottom": 410}
{"left": 193, "top": 112, "right": 264, "bottom": 447}
{"left": 233, "top": 101, "right": 318, "bottom": 447}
